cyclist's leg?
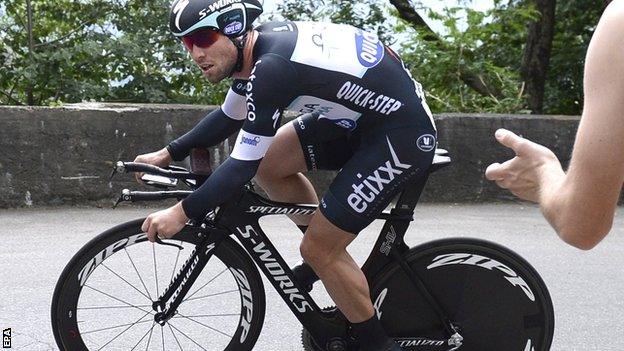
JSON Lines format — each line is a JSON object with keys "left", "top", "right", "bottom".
{"left": 301, "top": 125, "right": 436, "bottom": 350}
{"left": 256, "top": 113, "right": 354, "bottom": 226}
{"left": 255, "top": 119, "right": 317, "bottom": 217}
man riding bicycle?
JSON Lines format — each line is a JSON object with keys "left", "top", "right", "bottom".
{"left": 135, "top": 1, "right": 437, "bottom": 350}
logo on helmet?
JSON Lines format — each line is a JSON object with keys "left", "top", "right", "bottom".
{"left": 172, "top": 0, "right": 191, "bottom": 31}
{"left": 224, "top": 21, "right": 244, "bottom": 35}
{"left": 355, "top": 30, "right": 384, "bottom": 68}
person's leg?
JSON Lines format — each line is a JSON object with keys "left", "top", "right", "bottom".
{"left": 301, "top": 211, "right": 397, "bottom": 351}
{"left": 301, "top": 211, "right": 373, "bottom": 321}
{"left": 255, "top": 121, "right": 318, "bottom": 226}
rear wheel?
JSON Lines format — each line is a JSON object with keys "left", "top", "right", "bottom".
{"left": 370, "top": 238, "right": 554, "bottom": 351}
{"left": 51, "top": 218, "right": 266, "bottom": 351}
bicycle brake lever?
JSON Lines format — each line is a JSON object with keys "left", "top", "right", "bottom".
{"left": 155, "top": 237, "right": 184, "bottom": 250}
{"left": 110, "top": 161, "right": 126, "bottom": 181}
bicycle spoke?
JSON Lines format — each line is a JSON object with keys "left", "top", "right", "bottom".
{"left": 145, "top": 321, "right": 155, "bottom": 351}
{"left": 161, "top": 325, "right": 165, "bottom": 351}
{"left": 82, "top": 284, "right": 154, "bottom": 315}
{"left": 78, "top": 304, "right": 153, "bottom": 311}
{"left": 125, "top": 248, "right": 154, "bottom": 301}
{"left": 153, "top": 244, "right": 160, "bottom": 297}
{"left": 167, "top": 324, "right": 184, "bottom": 351}
{"left": 184, "top": 289, "right": 239, "bottom": 303}
{"left": 172, "top": 313, "right": 239, "bottom": 319}
{"left": 81, "top": 318, "right": 152, "bottom": 335}
{"left": 176, "top": 311, "right": 233, "bottom": 339}
{"left": 96, "top": 310, "right": 153, "bottom": 351}
{"left": 169, "top": 322, "right": 209, "bottom": 351}
{"left": 129, "top": 321, "right": 155, "bottom": 351}
{"left": 101, "top": 263, "right": 152, "bottom": 301}
{"left": 184, "top": 268, "right": 229, "bottom": 301}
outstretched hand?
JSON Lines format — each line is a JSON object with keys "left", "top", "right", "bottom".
{"left": 485, "top": 128, "right": 564, "bottom": 203}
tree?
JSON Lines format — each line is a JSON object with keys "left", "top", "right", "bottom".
{"left": 520, "top": 0, "right": 557, "bottom": 114}
{"left": 0, "top": 0, "right": 229, "bottom": 106}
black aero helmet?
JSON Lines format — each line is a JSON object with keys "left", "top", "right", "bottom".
{"left": 169, "top": 0, "right": 263, "bottom": 38}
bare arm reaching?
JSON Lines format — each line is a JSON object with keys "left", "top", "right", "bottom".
{"left": 485, "top": 0, "right": 624, "bottom": 250}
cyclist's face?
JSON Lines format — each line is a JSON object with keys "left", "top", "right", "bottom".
{"left": 183, "top": 29, "right": 236, "bottom": 84}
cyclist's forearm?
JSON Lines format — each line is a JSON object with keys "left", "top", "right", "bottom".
{"left": 181, "top": 157, "right": 260, "bottom": 220}
{"left": 167, "top": 108, "right": 244, "bottom": 161}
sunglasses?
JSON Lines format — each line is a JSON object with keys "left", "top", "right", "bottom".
{"left": 181, "top": 28, "right": 220, "bottom": 50}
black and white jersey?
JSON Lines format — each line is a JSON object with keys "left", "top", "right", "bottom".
{"left": 178, "top": 21, "right": 437, "bottom": 221}
{"left": 222, "top": 21, "right": 436, "bottom": 163}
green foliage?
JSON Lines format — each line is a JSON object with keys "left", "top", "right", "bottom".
{"left": 0, "top": 0, "right": 608, "bottom": 114}
{"left": 277, "top": 0, "right": 395, "bottom": 44}
{"left": 0, "top": 0, "right": 227, "bottom": 106}
{"left": 397, "top": 2, "right": 539, "bottom": 113}
{"left": 544, "top": 0, "right": 605, "bottom": 115}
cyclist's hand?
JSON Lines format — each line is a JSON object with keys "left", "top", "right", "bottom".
{"left": 133, "top": 148, "right": 173, "bottom": 184}
{"left": 142, "top": 202, "right": 189, "bottom": 242}
{"left": 485, "top": 128, "right": 565, "bottom": 203}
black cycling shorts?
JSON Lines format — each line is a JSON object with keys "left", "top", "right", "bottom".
{"left": 294, "top": 113, "right": 437, "bottom": 234}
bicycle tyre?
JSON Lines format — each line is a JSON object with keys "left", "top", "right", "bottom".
{"left": 369, "top": 238, "right": 554, "bottom": 351}
{"left": 51, "top": 218, "right": 265, "bottom": 351}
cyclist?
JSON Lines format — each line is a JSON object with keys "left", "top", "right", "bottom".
{"left": 485, "top": 0, "right": 624, "bottom": 250}
{"left": 136, "top": 0, "right": 437, "bottom": 349}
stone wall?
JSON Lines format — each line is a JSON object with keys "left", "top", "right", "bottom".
{"left": 0, "top": 103, "right": 580, "bottom": 208}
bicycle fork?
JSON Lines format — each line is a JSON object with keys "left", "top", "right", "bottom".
{"left": 151, "top": 224, "right": 228, "bottom": 325}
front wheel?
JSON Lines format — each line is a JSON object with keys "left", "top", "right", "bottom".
{"left": 51, "top": 218, "right": 266, "bottom": 351}
{"left": 370, "top": 238, "right": 554, "bottom": 351}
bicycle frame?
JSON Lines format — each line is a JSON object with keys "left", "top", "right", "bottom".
{"left": 114, "top": 155, "right": 462, "bottom": 350}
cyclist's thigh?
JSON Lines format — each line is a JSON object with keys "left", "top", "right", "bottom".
{"left": 258, "top": 120, "right": 309, "bottom": 178}
{"left": 291, "top": 113, "right": 358, "bottom": 172}
{"left": 319, "top": 125, "right": 437, "bottom": 234}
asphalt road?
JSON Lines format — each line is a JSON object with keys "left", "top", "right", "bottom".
{"left": 1, "top": 204, "right": 623, "bottom": 350}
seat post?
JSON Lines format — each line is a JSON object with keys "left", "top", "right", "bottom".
{"left": 392, "top": 171, "right": 431, "bottom": 213}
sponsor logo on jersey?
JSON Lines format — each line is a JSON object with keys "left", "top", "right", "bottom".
{"left": 336, "top": 81, "right": 403, "bottom": 115}
{"left": 240, "top": 135, "right": 260, "bottom": 147}
{"left": 246, "top": 60, "right": 261, "bottom": 121}
{"left": 224, "top": 21, "right": 243, "bottom": 35}
{"left": 355, "top": 30, "right": 384, "bottom": 68}
{"left": 298, "top": 103, "right": 333, "bottom": 115}
{"left": 333, "top": 119, "right": 357, "bottom": 130}
{"left": 347, "top": 137, "right": 412, "bottom": 213}
{"left": 417, "top": 134, "right": 436, "bottom": 152}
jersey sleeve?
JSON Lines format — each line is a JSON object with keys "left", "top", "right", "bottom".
{"left": 230, "top": 54, "right": 298, "bottom": 161}
{"left": 166, "top": 80, "right": 249, "bottom": 161}
{"left": 180, "top": 54, "right": 298, "bottom": 219}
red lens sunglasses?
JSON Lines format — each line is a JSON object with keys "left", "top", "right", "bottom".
{"left": 181, "top": 28, "right": 220, "bottom": 51}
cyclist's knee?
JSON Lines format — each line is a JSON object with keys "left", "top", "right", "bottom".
{"left": 300, "top": 234, "right": 331, "bottom": 270}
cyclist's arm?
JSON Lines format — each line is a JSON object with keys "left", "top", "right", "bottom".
{"left": 166, "top": 81, "right": 248, "bottom": 161}
{"left": 540, "top": 0, "right": 624, "bottom": 249}
{"left": 181, "top": 54, "right": 297, "bottom": 219}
